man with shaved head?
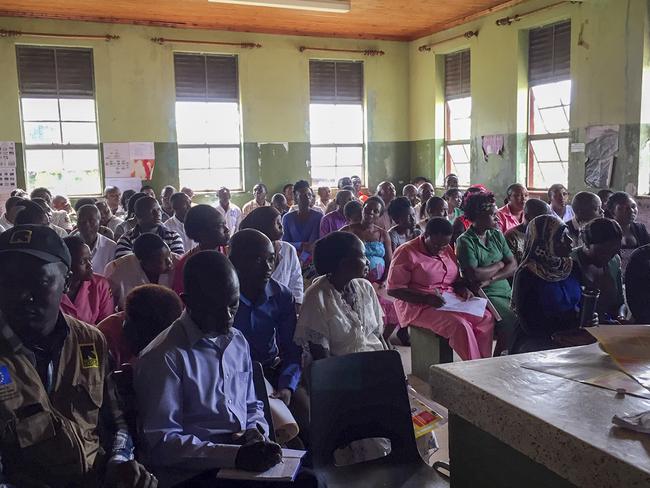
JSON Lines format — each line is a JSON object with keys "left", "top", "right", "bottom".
{"left": 76, "top": 204, "right": 117, "bottom": 274}
{"left": 135, "top": 250, "right": 284, "bottom": 485}
{"left": 163, "top": 192, "right": 195, "bottom": 252}
{"left": 567, "top": 191, "right": 603, "bottom": 248}
{"left": 230, "top": 229, "right": 302, "bottom": 409}
{"left": 0, "top": 195, "right": 24, "bottom": 230}
{"left": 505, "top": 198, "right": 552, "bottom": 263}
{"left": 376, "top": 181, "right": 396, "bottom": 230}
{"left": 115, "top": 196, "right": 184, "bottom": 258}
{"left": 171, "top": 204, "right": 231, "bottom": 295}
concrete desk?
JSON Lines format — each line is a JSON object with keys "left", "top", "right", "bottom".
{"left": 429, "top": 348, "right": 650, "bottom": 487}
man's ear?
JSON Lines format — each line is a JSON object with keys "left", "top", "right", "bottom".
{"left": 63, "top": 269, "right": 72, "bottom": 294}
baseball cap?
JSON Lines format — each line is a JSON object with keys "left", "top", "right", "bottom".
{"left": 0, "top": 225, "right": 71, "bottom": 269}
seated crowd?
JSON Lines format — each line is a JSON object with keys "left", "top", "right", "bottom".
{"left": 0, "top": 174, "right": 649, "bottom": 487}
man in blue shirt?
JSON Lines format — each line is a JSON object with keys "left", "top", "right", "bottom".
{"left": 230, "top": 229, "right": 302, "bottom": 407}
{"left": 134, "top": 250, "right": 283, "bottom": 486}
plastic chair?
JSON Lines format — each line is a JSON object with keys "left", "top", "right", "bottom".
{"left": 252, "top": 361, "right": 276, "bottom": 442}
{"left": 309, "top": 350, "right": 448, "bottom": 487}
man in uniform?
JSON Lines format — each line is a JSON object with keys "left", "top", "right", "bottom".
{"left": 0, "top": 225, "right": 156, "bottom": 487}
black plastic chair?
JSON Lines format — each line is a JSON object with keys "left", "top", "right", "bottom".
{"left": 252, "top": 361, "right": 276, "bottom": 442}
{"left": 309, "top": 350, "right": 448, "bottom": 487}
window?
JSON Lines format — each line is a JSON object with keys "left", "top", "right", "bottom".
{"left": 309, "top": 60, "right": 364, "bottom": 187}
{"left": 528, "top": 20, "right": 571, "bottom": 189}
{"left": 444, "top": 49, "right": 471, "bottom": 187}
{"left": 16, "top": 46, "right": 100, "bottom": 195}
{"left": 174, "top": 53, "right": 242, "bottom": 191}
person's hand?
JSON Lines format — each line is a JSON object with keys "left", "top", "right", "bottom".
{"left": 302, "top": 242, "right": 314, "bottom": 253}
{"left": 590, "top": 312, "right": 599, "bottom": 327}
{"left": 270, "top": 388, "right": 292, "bottom": 406}
{"left": 235, "top": 441, "right": 283, "bottom": 472}
{"left": 233, "top": 427, "right": 265, "bottom": 445}
{"left": 105, "top": 461, "right": 157, "bottom": 488}
{"left": 426, "top": 290, "right": 446, "bottom": 308}
{"left": 455, "top": 286, "right": 474, "bottom": 301}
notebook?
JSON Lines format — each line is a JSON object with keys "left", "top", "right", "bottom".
{"left": 216, "top": 449, "right": 306, "bottom": 482}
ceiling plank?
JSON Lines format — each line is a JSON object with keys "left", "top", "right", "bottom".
{"left": 0, "top": 0, "right": 531, "bottom": 41}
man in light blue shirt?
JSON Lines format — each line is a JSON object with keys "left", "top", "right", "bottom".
{"left": 134, "top": 250, "right": 282, "bottom": 486}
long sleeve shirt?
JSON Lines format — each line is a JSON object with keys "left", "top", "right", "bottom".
{"left": 134, "top": 311, "right": 268, "bottom": 477}
{"left": 272, "top": 241, "right": 304, "bottom": 304}
{"left": 233, "top": 279, "right": 302, "bottom": 391}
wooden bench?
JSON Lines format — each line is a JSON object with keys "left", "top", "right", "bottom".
{"left": 410, "top": 326, "right": 453, "bottom": 381}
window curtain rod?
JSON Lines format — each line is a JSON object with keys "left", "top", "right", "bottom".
{"left": 496, "top": 1, "right": 581, "bottom": 26}
{"left": 0, "top": 29, "right": 119, "bottom": 41}
{"left": 299, "top": 46, "right": 384, "bottom": 56}
{"left": 151, "top": 37, "right": 262, "bottom": 48}
{"left": 418, "top": 30, "right": 478, "bottom": 53}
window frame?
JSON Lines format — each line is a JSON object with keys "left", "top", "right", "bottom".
{"left": 174, "top": 53, "right": 243, "bottom": 192}
{"left": 308, "top": 60, "right": 365, "bottom": 188}
{"left": 526, "top": 83, "right": 571, "bottom": 189}
{"left": 443, "top": 49, "right": 472, "bottom": 187}
{"left": 17, "top": 46, "right": 101, "bottom": 196}
{"left": 526, "top": 21, "right": 572, "bottom": 190}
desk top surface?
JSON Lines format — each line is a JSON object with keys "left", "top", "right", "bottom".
{"left": 429, "top": 346, "right": 650, "bottom": 487}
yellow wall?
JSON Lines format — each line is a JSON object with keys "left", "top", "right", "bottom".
{"left": 409, "top": 0, "right": 650, "bottom": 195}
{"left": 0, "top": 17, "right": 409, "bottom": 143}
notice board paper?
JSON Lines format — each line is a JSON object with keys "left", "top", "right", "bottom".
{"left": 0, "top": 142, "right": 16, "bottom": 168}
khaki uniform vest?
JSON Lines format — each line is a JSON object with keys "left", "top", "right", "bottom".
{"left": 0, "top": 315, "right": 108, "bottom": 487}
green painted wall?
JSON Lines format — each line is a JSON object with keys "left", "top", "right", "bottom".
{"left": 2, "top": 0, "right": 650, "bottom": 204}
{"left": 409, "top": 0, "right": 650, "bottom": 199}
{"left": 0, "top": 16, "right": 409, "bottom": 204}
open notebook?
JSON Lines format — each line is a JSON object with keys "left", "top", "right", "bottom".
{"left": 216, "top": 449, "right": 306, "bottom": 482}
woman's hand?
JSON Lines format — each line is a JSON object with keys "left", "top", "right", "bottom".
{"left": 426, "top": 290, "right": 446, "bottom": 308}
{"left": 455, "top": 286, "right": 474, "bottom": 301}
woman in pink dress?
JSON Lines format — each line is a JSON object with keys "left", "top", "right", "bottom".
{"left": 387, "top": 217, "right": 494, "bottom": 360}
{"left": 497, "top": 183, "right": 529, "bottom": 233}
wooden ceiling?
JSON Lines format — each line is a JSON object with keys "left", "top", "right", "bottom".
{"left": 0, "top": 0, "right": 529, "bottom": 41}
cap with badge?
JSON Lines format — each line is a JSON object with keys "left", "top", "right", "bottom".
{"left": 0, "top": 225, "right": 71, "bottom": 269}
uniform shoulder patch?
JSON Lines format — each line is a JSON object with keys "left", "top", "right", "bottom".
{"left": 79, "top": 344, "right": 99, "bottom": 369}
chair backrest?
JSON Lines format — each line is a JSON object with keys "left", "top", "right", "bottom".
{"left": 309, "top": 350, "right": 419, "bottom": 468}
{"left": 252, "top": 361, "right": 276, "bottom": 442}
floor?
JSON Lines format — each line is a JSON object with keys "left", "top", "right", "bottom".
{"left": 394, "top": 344, "right": 451, "bottom": 468}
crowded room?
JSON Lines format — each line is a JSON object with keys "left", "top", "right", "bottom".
{"left": 0, "top": 0, "right": 649, "bottom": 486}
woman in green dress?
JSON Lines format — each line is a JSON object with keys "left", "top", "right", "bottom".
{"left": 456, "top": 191, "right": 518, "bottom": 356}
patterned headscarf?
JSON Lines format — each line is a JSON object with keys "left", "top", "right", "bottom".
{"left": 517, "top": 214, "right": 573, "bottom": 282}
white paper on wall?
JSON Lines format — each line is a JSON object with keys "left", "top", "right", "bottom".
{"left": 0, "top": 142, "right": 17, "bottom": 168}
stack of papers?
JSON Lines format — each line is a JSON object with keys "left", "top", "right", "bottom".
{"left": 216, "top": 449, "right": 306, "bottom": 482}
{"left": 438, "top": 292, "right": 487, "bottom": 318}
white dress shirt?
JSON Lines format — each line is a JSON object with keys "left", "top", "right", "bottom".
{"left": 215, "top": 203, "right": 243, "bottom": 234}
{"left": 163, "top": 216, "right": 196, "bottom": 252}
{"left": 49, "top": 223, "right": 68, "bottom": 238}
{"left": 273, "top": 241, "right": 304, "bottom": 304}
{"left": 0, "top": 214, "right": 12, "bottom": 230}
{"left": 104, "top": 253, "right": 179, "bottom": 310}
{"left": 51, "top": 209, "right": 73, "bottom": 231}
{"left": 88, "top": 233, "right": 117, "bottom": 276}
